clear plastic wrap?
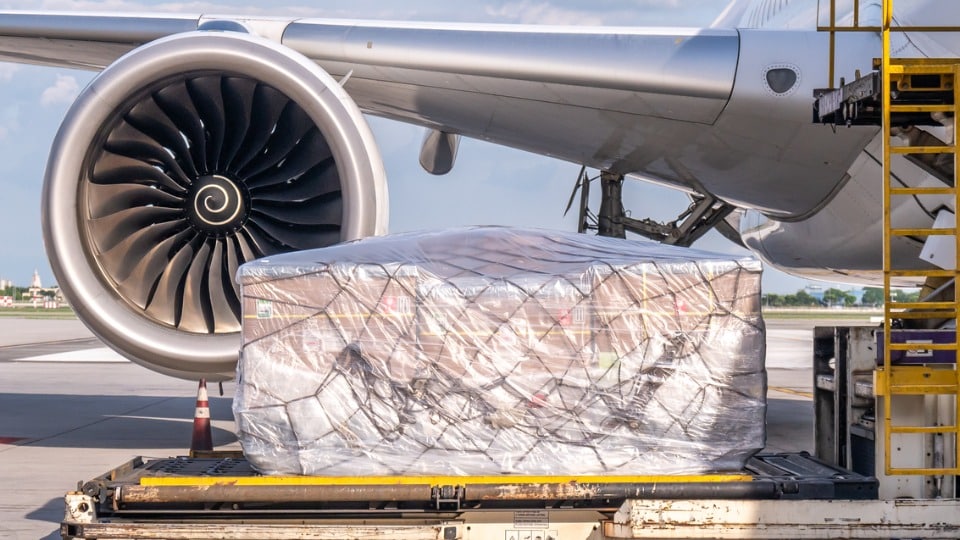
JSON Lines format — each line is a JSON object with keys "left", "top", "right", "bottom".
{"left": 235, "top": 227, "right": 765, "bottom": 476}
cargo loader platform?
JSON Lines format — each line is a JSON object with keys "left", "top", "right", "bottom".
{"left": 62, "top": 451, "right": 877, "bottom": 540}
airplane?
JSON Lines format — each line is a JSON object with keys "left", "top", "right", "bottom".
{"left": 0, "top": 0, "right": 956, "bottom": 380}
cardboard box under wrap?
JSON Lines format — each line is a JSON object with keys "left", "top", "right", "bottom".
{"left": 241, "top": 262, "right": 418, "bottom": 382}
{"left": 234, "top": 227, "right": 766, "bottom": 476}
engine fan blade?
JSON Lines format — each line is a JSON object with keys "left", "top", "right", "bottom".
{"left": 238, "top": 101, "right": 314, "bottom": 178}
{"left": 86, "top": 182, "right": 183, "bottom": 220}
{"left": 246, "top": 216, "right": 340, "bottom": 250}
{"left": 91, "top": 150, "right": 188, "bottom": 194}
{"left": 250, "top": 162, "right": 340, "bottom": 202}
{"left": 179, "top": 240, "right": 215, "bottom": 333}
{"left": 250, "top": 194, "right": 342, "bottom": 226}
{"left": 125, "top": 97, "right": 200, "bottom": 179}
{"left": 103, "top": 220, "right": 187, "bottom": 284}
{"left": 89, "top": 206, "right": 183, "bottom": 253}
{"left": 115, "top": 228, "right": 194, "bottom": 309}
{"left": 144, "top": 238, "right": 197, "bottom": 327}
{"left": 219, "top": 77, "right": 257, "bottom": 172}
{"left": 234, "top": 231, "right": 261, "bottom": 265}
{"left": 206, "top": 239, "right": 240, "bottom": 333}
{"left": 86, "top": 75, "right": 356, "bottom": 335}
{"left": 229, "top": 84, "right": 290, "bottom": 174}
{"left": 245, "top": 128, "right": 332, "bottom": 189}
{"left": 187, "top": 77, "right": 227, "bottom": 173}
{"left": 225, "top": 237, "right": 243, "bottom": 302}
{"left": 103, "top": 132, "right": 193, "bottom": 190}
{"left": 154, "top": 81, "right": 209, "bottom": 176}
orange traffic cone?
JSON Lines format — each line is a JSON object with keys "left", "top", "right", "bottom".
{"left": 190, "top": 379, "right": 213, "bottom": 454}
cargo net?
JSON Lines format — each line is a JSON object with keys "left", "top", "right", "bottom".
{"left": 235, "top": 227, "right": 765, "bottom": 476}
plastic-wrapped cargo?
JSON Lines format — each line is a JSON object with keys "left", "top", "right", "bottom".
{"left": 235, "top": 226, "right": 766, "bottom": 476}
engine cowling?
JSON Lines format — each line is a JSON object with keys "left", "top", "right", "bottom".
{"left": 42, "top": 31, "right": 388, "bottom": 380}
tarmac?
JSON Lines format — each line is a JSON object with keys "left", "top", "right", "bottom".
{"left": 0, "top": 315, "right": 870, "bottom": 539}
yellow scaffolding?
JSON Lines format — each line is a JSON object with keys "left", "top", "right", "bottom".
{"left": 820, "top": 0, "right": 960, "bottom": 477}
{"left": 878, "top": 0, "right": 960, "bottom": 477}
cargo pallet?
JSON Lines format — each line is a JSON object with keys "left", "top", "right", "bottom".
{"left": 63, "top": 451, "right": 879, "bottom": 540}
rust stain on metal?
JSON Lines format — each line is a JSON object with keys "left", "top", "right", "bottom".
{"left": 471, "top": 481, "right": 601, "bottom": 500}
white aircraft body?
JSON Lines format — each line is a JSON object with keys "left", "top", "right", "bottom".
{"left": 0, "top": 0, "right": 955, "bottom": 378}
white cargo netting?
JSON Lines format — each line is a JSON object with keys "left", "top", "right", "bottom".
{"left": 235, "top": 227, "right": 765, "bottom": 476}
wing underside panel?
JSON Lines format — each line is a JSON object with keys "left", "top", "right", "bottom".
{"left": 0, "top": 13, "right": 748, "bottom": 203}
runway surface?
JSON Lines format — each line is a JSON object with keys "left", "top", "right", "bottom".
{"left": 0, "top": 315, "right": 874, "bottom": 539}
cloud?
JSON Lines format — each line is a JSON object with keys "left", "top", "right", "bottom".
{"left": 0, "top": 91, "right": 21, "bottom": 155}
{"left": 40, "top": 75, "right": 80, "bottom": 107}
{"left": 485, "top": 1, "right": 605, "bottom": 25}
{"left": 0, "top": 63, "right": 18, "bottom": 82}
{"left": 0, "top": 103, "right": 20, "bottom": 141}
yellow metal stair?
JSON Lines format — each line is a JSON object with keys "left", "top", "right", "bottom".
{"left": 880, "top": 0, "right": 960, "bottom": 476}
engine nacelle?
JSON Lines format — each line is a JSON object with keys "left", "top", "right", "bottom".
{"left": 42, "top": 31, "right": 388, "bottom": 380}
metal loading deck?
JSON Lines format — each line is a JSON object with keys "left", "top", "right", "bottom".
{"left": 62, "top": 452, "right": 876, "bottom": 539}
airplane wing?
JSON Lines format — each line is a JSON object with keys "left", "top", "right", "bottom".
{"left": 0, "top": 13, "right": 738, "bottom": 178}
{"left": 0, "top": 11, "right": 882, "bottom": 379}
{"left": 0, "top": 12, "right": 878, "bottom": 215}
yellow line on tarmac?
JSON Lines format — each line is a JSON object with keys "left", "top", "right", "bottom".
{"left": 769, "top": 386, "right": 813, "bottom": 398}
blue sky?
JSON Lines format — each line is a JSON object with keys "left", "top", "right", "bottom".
{"left": 0, "top": 0, "right": 830, "bottom": 294}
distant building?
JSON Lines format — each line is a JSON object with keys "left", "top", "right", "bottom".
{"left": 27, "top": 269, "right": 61, "bottom": 306}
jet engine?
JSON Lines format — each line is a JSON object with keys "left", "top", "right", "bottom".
{"left": 42, "top": 31, "right": 388, "bottom": 380}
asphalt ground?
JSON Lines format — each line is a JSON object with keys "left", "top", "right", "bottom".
{"left": 0, "top": 315, "right": 875, "bottom": 539}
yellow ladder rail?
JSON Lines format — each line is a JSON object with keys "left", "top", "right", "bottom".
{"left": 880, "top": 0, "right": 960, "bottom": 477}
